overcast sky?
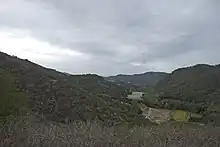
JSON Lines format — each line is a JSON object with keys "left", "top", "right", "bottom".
{"left": 0, "top": 0, "right": 220, "bottom": 76}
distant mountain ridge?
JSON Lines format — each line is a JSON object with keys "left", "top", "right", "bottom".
{"left": 106, "top": 72, "right": 168, "bottom": 86}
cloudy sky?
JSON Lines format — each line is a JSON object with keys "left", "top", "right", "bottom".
{"left": 0, "top": 0, "right": 220, "bottom": 76}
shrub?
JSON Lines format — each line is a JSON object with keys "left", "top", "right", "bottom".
{"left": 1, "top": 116, "right": 220, "bottom": 147}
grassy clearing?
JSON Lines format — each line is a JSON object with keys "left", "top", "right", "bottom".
{"left": 1, "top": 115, "right": 220, "bottom": 147}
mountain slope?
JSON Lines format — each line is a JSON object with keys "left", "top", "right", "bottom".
{"left": 0, "top": 52, "right": 145, "bottom": 125}
{"left": 156, "top": 64, "right": 220, "bottom": 104}
{"left": 106, "top": 72, "right": 168, "bottom": 87}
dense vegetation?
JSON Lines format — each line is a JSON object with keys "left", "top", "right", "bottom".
{"left": 1, "top": 116, "right": 220, "bottom": 147}
{"left": 0, "top": 52, "right": 145, "bottom": 126}
{"left": 0, "top": 71, "right": 27, "bottom": 123}
{"left": 156, "top": 64, "right": 220, "bottom": 103}
{"left": 1, "top": 51, "right": 220, "bottom": 146}
{"left": 154, "top": 64, "right": 220, "bottom": 124}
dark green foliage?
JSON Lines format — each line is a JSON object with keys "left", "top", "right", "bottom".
{"left": 2, "top": 50, "right": 220, "bottom": 126}
{"left": 0, "top": 51, "right": 147, "bottom": 126}
{"left": 0, "top": 70, "right": 28, "bottom": 132}
{"left": 154, "top": 64, "right": 220, "bottom": 125}
{"left": 155, "top": 64, "right": 220, "bottom": 113}
{"left": 0, "top": 71, "right": 27, "bottom": 124}
{"left": 160, "top": 99, "right": 207, "bottom": 113}
{"left": 156, "top": 64, "right": 220, "bottom": 103}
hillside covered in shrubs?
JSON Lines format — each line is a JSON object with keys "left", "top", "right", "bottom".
{"left": 0, "top": 51, "right": 146, "bottom": 126}
{"left": 1, "top": 116, "right": 220, "bottom": 147}
{"left": 156, "top": 64, "right": 220, "bottom": 103}
{"left": 153, "top": 64, "right": 220, "bottom": 125}
{"left": 1, "top": 51, "right": 220, "bottom": 146}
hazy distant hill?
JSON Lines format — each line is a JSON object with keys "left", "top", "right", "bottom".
{"left": 156, "top": 64, "right": 220, "bottom": 104}
{"left": 106, "top": 72, "right": 168, "bottom": 87}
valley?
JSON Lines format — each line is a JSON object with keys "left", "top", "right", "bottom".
{"left": 1, "top": 51, "right": 220, "bottom": 146}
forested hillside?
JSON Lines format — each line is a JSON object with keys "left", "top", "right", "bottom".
{"left": 156, "top": 64, "right": 220, "bottom": 103}
{"left": 0, "top": 52, "right": 145, "bottom": 125}
{"left": 1, "top": 52, "right": 220, "bottom": 146}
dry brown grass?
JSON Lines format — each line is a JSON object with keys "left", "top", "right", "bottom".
{"left": 1, "top": 116, "right": 220, "bottom": 147}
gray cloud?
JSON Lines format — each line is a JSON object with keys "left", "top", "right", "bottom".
{"left": 0, "top": 0, "right": 220, "bottom": 76}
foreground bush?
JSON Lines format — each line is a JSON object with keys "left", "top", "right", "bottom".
{"left": 1, "top": 116, "right": 220, "bottom": 147}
